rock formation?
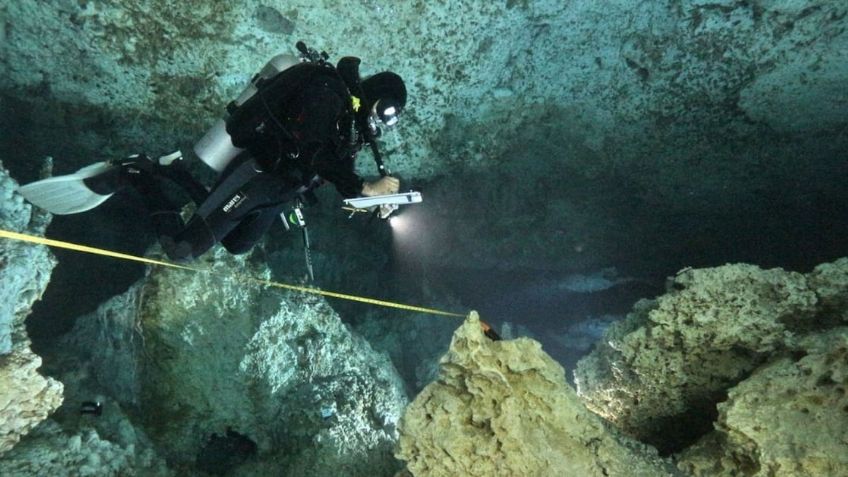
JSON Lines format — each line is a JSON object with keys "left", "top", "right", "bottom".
{"left": 57, "top": 246, "right": 408, "bottom": 476}
{"left": 1, "top": 156, "right": 408, "bottom": 475}
{"left": 677, "top": 327, "right": 848, "bottom": 476}
{"left": 0, "top": 163, "right": 173, "bottom": 475}
{"left": 574, "top": 259, "right": 848, "bottom": 466}
{"left": 396, "top": 312, "right": 676, "bottom": 477}
{"left": 573, "top": 263, "right": 826, "bottom": 451}
{"left": 0, "top": 163, "right": 63, "bottom": 454}
{"left": 398, "top": 261, "right": 848, "bottom": 476}
{"left": 0, "top": 418, "right": 170, "bottom": 477}
{"left": 0, "top": 347, "right": 64, "bottom": 454}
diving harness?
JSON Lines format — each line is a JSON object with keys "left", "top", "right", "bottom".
{"left": 199, "top": 40, "right": 422, "bottom": 281}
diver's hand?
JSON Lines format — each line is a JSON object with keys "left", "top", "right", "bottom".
{"left": 361, "top": 176, "right": 399, "bottom": 196}
{"left": 379, "top": 204, "right": 398, "bottom": 219}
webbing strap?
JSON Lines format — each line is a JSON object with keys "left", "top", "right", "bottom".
{"left": 0, "top": 229, "right": 466, "bottom": 318}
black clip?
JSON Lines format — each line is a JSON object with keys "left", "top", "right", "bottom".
{"left": 296, "top": 41, "right": 329, "bottom": 64}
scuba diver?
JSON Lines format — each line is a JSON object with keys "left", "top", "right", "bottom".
{"left": 20, "top": 42, "right": 409, "bottom": 262}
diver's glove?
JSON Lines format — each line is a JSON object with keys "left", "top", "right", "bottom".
{"left": 378, "top": 203, "right": 398, "bottom": 219}
{"left": 361, "top": 175, "right": 399, "bottom": 196}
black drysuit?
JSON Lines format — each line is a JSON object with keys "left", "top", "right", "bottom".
{"left": 134, "top": 62, "right": 365, "bottom": 261}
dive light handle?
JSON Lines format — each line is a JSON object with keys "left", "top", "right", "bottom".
{"left": 370, "top": 141, "right": 388, "bottom": 177}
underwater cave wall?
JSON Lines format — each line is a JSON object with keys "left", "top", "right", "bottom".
{"left": 0, "top": 0, "right": 846, "bottom": 277}
{"left": 2, "top": 1, "right": 843, "bottom": 178}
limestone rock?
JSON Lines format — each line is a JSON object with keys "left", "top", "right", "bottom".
{"left": 3, "top": 1, "right": 846, "bottom": 174}
{"left": 573, "top": 263, "right": 819, "bottom": 452}
{"left": 35, "top": 299, "right": 172, "bottom": 477}
{"left": 60, "top": 282, "right": 145, "bottom": 407}
{"left": 396, "top": 312, "right": 675, "bottom": 477}
{"left": 0, "top": 295, "right": 171, "bottom": 476}
{"left": 351, "top": 307, "right": 457, "bottom": 394}
{"left": 0, "top": 420, "right": 169, "bottom": 477}
{"left": 677, "top": 327, "right": 848, "bottom": 476}
{"left": 237, "top": 293, "right": 408, "bottom": 477}
{"left": 0, "top": 161, "right": 54, "bottom": 355}
{"left": 1, "top": 356, "right": 171, "bottom": 476}
{"left": 574, "top": 259, "right": 848, "bottom": 457}
{"left": 737, "top": 0, "right": 848, "bottom": 133}
{"left": 119, "top": 247, "right": 408, "bottom": 475}
{"left": 0, "top": 347, "right": 64, "bottom": 454}
{"left": 807, "top": 257, "right": 848, "bottom": 324}
{"left": 0, "top": 162, "right": 62, "bottom": 455}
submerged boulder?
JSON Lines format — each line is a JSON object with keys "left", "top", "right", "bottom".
{"left": 396, "top": 312, "right": 675, "bottom": 477}
{"left": 573, "top": 263, "right": 826, "bottom": 452}
{"left": 677, "top": 327, "right": 848, "bottom": 476}
{"left": 574, "top": 259, "right": 848, "bottom": 463}
{"left": 397, "top": 262, "right": 848, "bottom": 476}
{"left": 0, "top": 163, "right": 62, "bottom": 454}
{"left": 807, "top": 257, "right": 848, "bottom": 324}
{"left": 0, "top": 347, "right": 64, "bottom": 455}
{"left": 62, "top": 246, "right": 407, "bottom": 476}
{"left": 0, "top": 419, "right": 168, "bottom": 477}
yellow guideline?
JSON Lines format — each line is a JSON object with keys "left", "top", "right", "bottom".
{"left": 0, "top": 228, "right": 466, "bottom": 318}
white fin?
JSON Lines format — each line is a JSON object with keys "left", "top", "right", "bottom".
{"left": 18, "top": 161, "right": 116, "bottom": 215}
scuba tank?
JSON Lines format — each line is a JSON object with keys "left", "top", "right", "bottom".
{"left": 194, "top": 42, "right": 384, "bottom": 180}
{"left": 193, "top": 53, "right": 299, "bottom": 172}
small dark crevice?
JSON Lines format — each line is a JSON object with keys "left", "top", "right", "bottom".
{"left": 624, "top": 58, "right": 651, "bottom": 82}
{"left": 797, "top": 5, "right": 823, "bottom": 21}
{"left": 640, "top": 392, "right": 728, "bottom": 456}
